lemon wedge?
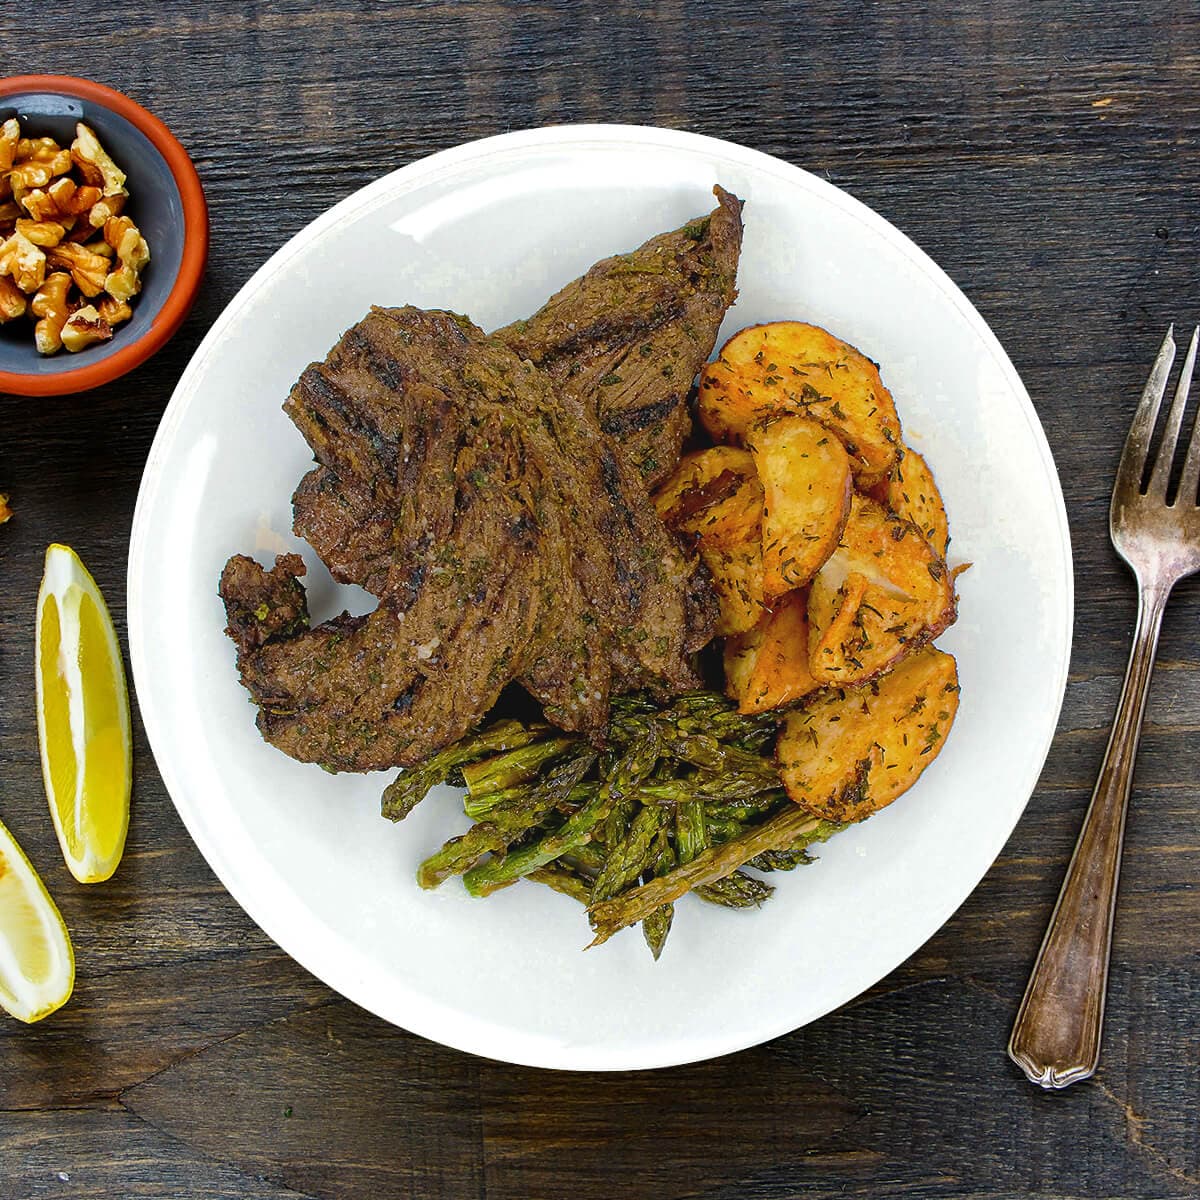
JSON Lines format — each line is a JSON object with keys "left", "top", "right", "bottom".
{"left": 0, "top": 816, "right": 74, "bottom": 1022}
{"left": 35, "top": 544, "right": 132, "bottom": 883}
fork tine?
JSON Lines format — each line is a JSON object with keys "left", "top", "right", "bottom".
{"left": 1148, "top": 325, "right": 1199, "bottom": 498}
{"left": 1117, "top": 326, "right": 1175, "bottom": 492}
{"left": 1171, "top": 327, "right": 1200, "bottom": 506}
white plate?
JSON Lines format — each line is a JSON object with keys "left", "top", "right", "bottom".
{"left": 128, "top": 125, "right": 1072, "bottom": 1071}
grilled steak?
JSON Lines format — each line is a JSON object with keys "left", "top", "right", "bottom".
{"left": 292, "top": 187, "right": 744, "bottom": 591}
{"left": 221, "top": 306, "right": 718, "bottom": 772}
{"left": 496, "top": 185, "right": 743, "bottom": 486}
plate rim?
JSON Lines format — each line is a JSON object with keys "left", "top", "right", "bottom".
{"left": 128, "top": 122, "right": 1074, "bottom": 1070}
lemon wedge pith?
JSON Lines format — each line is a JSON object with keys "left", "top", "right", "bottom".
{"left": 0, "top": 817, "right": 74, "bottom": 1022}
{"left": 35, "top": 544, "right": 132, "bottom": 884}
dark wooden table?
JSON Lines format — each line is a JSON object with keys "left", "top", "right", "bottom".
{"left": 3, "top": 4, "right": 1199, "bottom": 1197}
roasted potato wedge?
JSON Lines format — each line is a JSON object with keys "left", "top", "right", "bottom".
{"left": 749, "top": 414, "right": 852, "bottom": 597}
{"left": 878, "top": 447, "right": 949, "bottom": 558}
{"left": 653, "top": 446, "right": 766, "bottom": 635}
{"left": 808, "top": 493, "right": 955, "bottom": 686}
{"left": 723, "top": 589, "right": 819, "bottom": 714}
{"left": 652, "top": 446, "right": 762, "bottom": 550}
{"left": 705, "top": 539, "right": 766, "bottom": 636}
{"left": 696, "top": 321, "right": 903, "bottom": 487}
{"left": 777, "top": 645, "right": 960, "bottom": 822}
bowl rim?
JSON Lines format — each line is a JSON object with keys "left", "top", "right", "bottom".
{"left": 0, "top": 74, "right": 209, "bottom": 397}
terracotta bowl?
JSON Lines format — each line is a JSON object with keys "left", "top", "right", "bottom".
{"left": 0, "top": 75, "right": 208, "bottom": 396}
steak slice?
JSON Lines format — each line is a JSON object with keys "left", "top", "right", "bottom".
{"left": 221, "top": 306, "right": 713, "bottom": 771}
{"left": 288, "top": 306, "right": 706, "bottom": 692}
{"left": 495, "top": 185, "right": 744, "bottom": 487}
{"left": 292, "top": 187, "right": 745, "bottom": 598}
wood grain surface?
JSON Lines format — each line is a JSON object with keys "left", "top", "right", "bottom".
{"left": 2, "top": 2, "right": 1199, "bottom": 1197}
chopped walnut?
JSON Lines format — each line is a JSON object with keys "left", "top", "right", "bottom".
{"left": 96, "top": 295, "right": 132, "bottom": 327}
{"left": 68, "top": 183, "right": 103, "bottom": 216}
{"left": 46, "top": 241, "right": 110, "bottom": 298}
{"left": 102, "top": 214, "right": 134, "bottom": 249}
{"left": 60, "top": 304, "right": 112, "bottom": 352}
{"left": 103, "top": 218, "right": 150, "bottom": 303}
{"left": 9, "top": 159, "right": 56, "bottom": 191}
{"left": 0, "top": 117, "right": 147, "bottom": 354}
{"left": 20, "top": 176, "right": 94, "bottom": 224}
{"left": 14, "top": 142, "right": 75, "bottom": 180}
{"left": 0, "top": 275, "right": 27, "bottom": 321}
{"left": 0, "top": 230, "right": 47, "bottom": 293}
{"left": 15, "top": 188, "right": 55, "bottom": 222}
{"left": 14, "top": 218, "right": 66, "bottom": 248}
{"left": 44, "top": 176, "right": 78, "bottom": 212}
{"left": 86, "top": 191, "right": 126, "bottom": 228}
{"left": 71, "top": 123, "right": 127, "bottom": 198}
{"left": 32, "top": 177, "right": 104, "bottom": 222}
{"left": 31, "top": 272, "right": 71, "bottom": 352}
{"left": 17, "top": 136, "right": 62, "bottom": 162}
{"left": 0, "top": 119, "right": 18, "bottom": 173}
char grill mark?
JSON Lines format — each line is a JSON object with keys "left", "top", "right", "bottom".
{"left": 291, "top": 467, "right": 396, "bottom": 594}
{"left": 600, "top": 391, "right": 683, "bottom": 439}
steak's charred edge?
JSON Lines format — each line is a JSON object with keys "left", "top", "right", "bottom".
{"left": 289, "top": 366, "right": 401, "bottom": 482}
{"left": 220, "top": 553, "right": 311, "bottom": 659}
{"left": 292, "top": 468, "right": 395, "bottom": 594}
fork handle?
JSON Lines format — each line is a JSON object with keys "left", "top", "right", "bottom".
{"left": 1008, "top": 580, "right": 1171, "bottom": 1088}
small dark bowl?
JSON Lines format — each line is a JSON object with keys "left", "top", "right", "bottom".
{"left": 0, "top": 75, "right": 208, "bottom": 396}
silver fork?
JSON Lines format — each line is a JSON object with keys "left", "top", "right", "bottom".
{"left": 1009, "top": 324, "right": 1200, "bottom": 1089}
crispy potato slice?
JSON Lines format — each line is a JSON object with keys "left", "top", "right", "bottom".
{"left": 777, "top": 645, "right": 960, "bottom": 822}
{"left": 653, "top": 446, "right": 766, "bottom": 635}
{"left": 652, "top": 446, "right": 762, "bottom": 550}
{"left": 880, "top": 448, "right": 949, "bottom": 558}
{"left": 704, "top": 539, "right": 766, "bottom": 636}
{"left": 696, "top": 321, "right": 903, "bottom": 487}
{"left": 724, "top": 590, "right": 820, "bottom": 714}
{"left": 808, "top": 493, "right": 955, "bottom": 686}
{"left": 749, "top": 414, "right": 851, "bottom": 597}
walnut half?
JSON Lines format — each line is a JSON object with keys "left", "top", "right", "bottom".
{"left": 60, "top": 304, "right": 113, "bottom": 353}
